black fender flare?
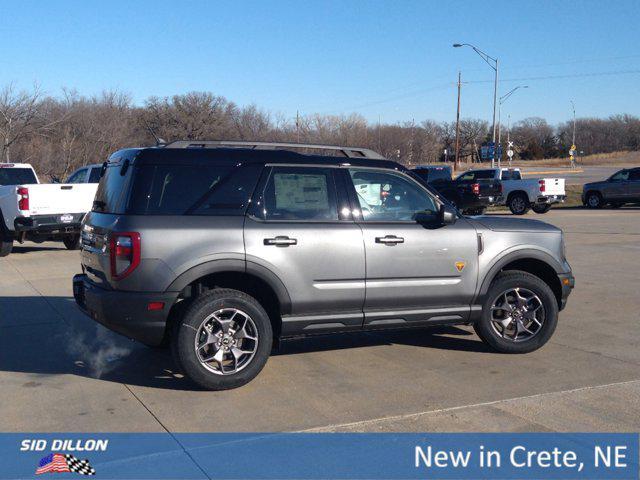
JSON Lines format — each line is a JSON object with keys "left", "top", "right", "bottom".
{"left": 165, "top": 259, "right": 292, "bottom": 315}
{"left": 475, "top": 248, "right": 564, "bottom": 304}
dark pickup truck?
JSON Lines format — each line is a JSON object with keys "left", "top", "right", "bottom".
{"left": 411, "top": 166, "right": 502, "bottom": 215}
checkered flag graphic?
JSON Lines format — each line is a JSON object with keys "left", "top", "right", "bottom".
{"left": 65, "top": 454, "right": 96, "bottom": 476}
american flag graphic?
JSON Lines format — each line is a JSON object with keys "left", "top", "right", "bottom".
{"left": 36, "top": 453, "right": 96, "bottom": 476}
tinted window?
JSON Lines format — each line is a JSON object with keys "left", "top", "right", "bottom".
{"left": 262, "top": 167, "right": 338, "bottom": 221}
{"left": 628, "top": 169, "right": 640, "bottom": 181}
{"left": 501, "top": 169, "right": 518, "bottom": 180}
{"left": 88, "top": 167, "right": 102, "bottom": 183}
{"left": 610, "top": 170, "right": 629, "bottom": 181}
{"left": 0, "top": 168, "right": 37, "bottom": 186}
{"left": 457, "top": 172, "right": 474, "bottom": 182}
{"left": 67, "top": 169, "right": 87, "bottom": 183}
{"left": 349, "top": 168, "right": 438, "bottom": 222}
{"left": 93, "top": 164, "right": 133, "bottom": 214}
{"left": 127, "top": 163, "right": 261, "bottom": 216}
{"left": 412, "top": 167, "right": 451, "bottom": 183}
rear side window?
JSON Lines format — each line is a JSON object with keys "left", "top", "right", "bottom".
{"left": 262, "top": 167, "right": 338, "bottom": 221}
{"left": 127, "top": 163, "right": 262, "bottom": 215}
{"left": 67, "top": 168, "right": 87, "bottom": 183}
{"left": 628, "top": 169, "right": 640, "bottom": 181}
{"left": 501, "top": 170, "right": 522, "bottom": 180}
{"left": 88, "top": 167, "right": 102, "bottom": 183}
{"left": 0, "top": 168, "right": 37, "bottom": 186}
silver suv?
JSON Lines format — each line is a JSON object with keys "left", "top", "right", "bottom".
{"left": 73, "top": 141, "right": 574, "bottom": 390}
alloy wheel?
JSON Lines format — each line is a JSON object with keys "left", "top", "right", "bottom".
{"left": 194, "top": 308, "right": 259, "bottom": 375}
{"left": 489, "top": 288, "right": 545, "bottom": 342}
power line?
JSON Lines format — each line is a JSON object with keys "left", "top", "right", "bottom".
{"left": 464, "top": 69, "right": 640, "bottom": 85}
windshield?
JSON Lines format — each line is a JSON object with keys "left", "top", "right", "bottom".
{"left": 0, "top": 168, "right": 38, "bottom": 186}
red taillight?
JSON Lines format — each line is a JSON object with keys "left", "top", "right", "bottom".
{"left": 147, "top": 302, "right": 165, "bottom": 311}
{"left": 109, "top": 232, "right": 141, "bottom": 280}
{"left": 472, "top": 183, "right": 480, "bottom": 195}
{"left": 17, "top": 187, "right": 29, "bottom": 210}
{"left": 539, "top": 179, "right": 546, "bottom": 193}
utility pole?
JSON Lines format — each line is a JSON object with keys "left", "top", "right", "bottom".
{"left": 454, "top": 71, "right": 462, "bottom": 170}
{"left": 296, "top": 110, "right": 300, "bottom": 143}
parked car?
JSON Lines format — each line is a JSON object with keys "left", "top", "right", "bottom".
{"left": 0, "top": 163, "right": 99, "bottom": 256}
{"left": 65, "top": 164, "right": 103, "bottom": 184}
{"left": 411, "top": 166, "right": 502, "bottom": 215}
{"left": 582, "top": 167, "right": 640, "bottom": 208}
{"left": 458, "top": 168, "right": 566, "bottom": 215}
{"left": 73, "top": 141, "right": 574, "bottom": 390}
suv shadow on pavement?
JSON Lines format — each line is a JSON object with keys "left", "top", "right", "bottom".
{"left": 1, "top": 296, "right": 490, "bottom": 392}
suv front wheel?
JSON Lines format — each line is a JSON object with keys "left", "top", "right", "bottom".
{"left": 174, "top": 288, "right": 273, "bottom": 390}
{"left": 474, "top": 271, "right": 558, "bottom": 354}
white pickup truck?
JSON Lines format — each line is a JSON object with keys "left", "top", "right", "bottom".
{"left": 0, "top": 163, "right": 99, "bottom": 257}
{"left": 461, "top": 168, "right": 566, "bottom": 215}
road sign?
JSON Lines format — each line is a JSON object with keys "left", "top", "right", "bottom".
{"left": 507, "top": 149, "right": 514, "bottom": 158}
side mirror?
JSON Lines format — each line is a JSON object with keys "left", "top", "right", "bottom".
{"left": 439, "top": 204, "right": 457, "bottom": 225}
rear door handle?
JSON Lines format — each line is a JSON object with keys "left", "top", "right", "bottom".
{"left": 375, "top": 235, "right": 404, "bottom": 245}
{"left": 264, "top": 236, "right": 297, "bottom": 246}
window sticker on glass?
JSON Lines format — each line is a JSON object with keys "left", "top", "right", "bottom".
{"left": 274, "top": 174, "right": 330, "bottom": 211}
{"left": 355, "top": 182, "right": 382, "bottom": 206}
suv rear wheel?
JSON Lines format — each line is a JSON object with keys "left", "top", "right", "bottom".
{"left": 63, "top": 234, "right": 81, "bottom": 250}
{"left": 0, "top": 238, "right": 12, "bottom": 257}
{"left": 173, "top": 288, "right": 273, "bottom": 390}
{"left": 585, "top": 191, "right": 603, "bottom": 209}
{"left": 474, "top": 271, "right": 558, "bottom": 354}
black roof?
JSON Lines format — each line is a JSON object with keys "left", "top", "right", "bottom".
{"left": 109, "top": 146, "right": 405, "bottom": 171}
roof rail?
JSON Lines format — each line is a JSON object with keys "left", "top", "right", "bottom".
{"left": 162, "top": 140, "right": 385, "bottom": 160}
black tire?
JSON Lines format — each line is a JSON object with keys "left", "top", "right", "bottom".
{"left": 473, "top": 271, "right": 558, "bottom": 354}
{"left": 531, "top": 204, "right": 552, "bottom": 214}
{"left": 173, "top": 288, "right": 273, "bottom": 390}
{"left": 63, "top": 234, "right": 81, "bottom": 250}
{"left": 508, "top": 193, "right": 531, "bottom": 215}
{"left": 0, "top": 238, "right": 12, "bottom": 257}
{"left": 585, "top": 191, "right": 603, "bottom": 209}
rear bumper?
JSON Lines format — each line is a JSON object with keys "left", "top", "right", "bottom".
{"left": 460, "top": 194, "right": 503, "bottom": 208}
{"left": 14, "top": 213, "right": 85, "bottom": 235}
{"left": 536, "top": 195, "right": 566, "bottom": 204}
{"left": 558, "top": 272, "right": 575, "bottom": 310}
{"left": 73, "top": 274, "right": 179, "bottom": 346}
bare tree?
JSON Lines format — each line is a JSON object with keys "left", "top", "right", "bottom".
{"left": 0, "top": 84, "right": 43, "bottom": 161}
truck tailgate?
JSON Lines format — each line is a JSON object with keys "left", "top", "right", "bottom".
{"left": 540, "top": 178, "right": 565, "bottom": 196}
{"left": 25, "top": 184, "right": 98, "bottom": 216}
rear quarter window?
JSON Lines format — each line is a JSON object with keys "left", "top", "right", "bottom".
{"left": 92, "top": 164, "right": 132, "bottom": 214}
{"left": 126, "top": 163, "right": 262, "bottom": 215}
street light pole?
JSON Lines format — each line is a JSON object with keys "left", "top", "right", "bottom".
{"left": 492, "top": 59, "right": 499, "bottom": 151}
{"left": 570, "top": 100, "right": 576, "bottom": 146}
{"left": 498, "top": 85, "right": 528, "bottom": 146}
{"left": 453, "top": 43, "right": 499, "bottom": 167}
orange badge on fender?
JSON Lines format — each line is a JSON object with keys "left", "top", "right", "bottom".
{"left": 455, "top": 261, "right": 466, "bottom": 272}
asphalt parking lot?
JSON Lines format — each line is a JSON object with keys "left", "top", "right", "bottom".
{"left": 1, "top": 208, "right": 639, "bottom": 433}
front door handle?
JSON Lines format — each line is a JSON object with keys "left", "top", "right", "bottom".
{"left": 264, "top": 236, "right": 297, "bottom": 247}
{"left": 375, "top": 235, "right": 405, "bottom": 245}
